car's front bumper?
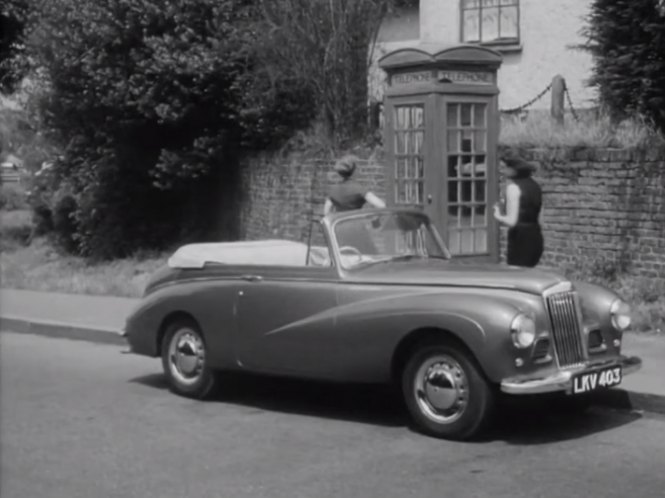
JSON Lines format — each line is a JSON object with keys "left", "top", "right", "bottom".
{"left": 500, "top": 355, "right": 643, "bottom": 395}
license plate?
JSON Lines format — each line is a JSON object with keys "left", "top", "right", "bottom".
{"left": 572, "top": 366, "right": 622, "bottom": 394}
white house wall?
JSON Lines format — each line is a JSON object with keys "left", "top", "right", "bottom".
{"left": 371, "top": 0, "right": 597, "bottom": 110}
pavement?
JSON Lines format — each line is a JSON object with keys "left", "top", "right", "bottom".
{"left": 1, "top": 287, "right": 664, "bottom": 415}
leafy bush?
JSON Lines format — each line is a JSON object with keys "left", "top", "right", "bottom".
{"left": 9, "top": 0, "right": 397, "bottom": 259}
{"left": 0, "top": 183, "right": 28, "bottom": 210}
{"left": 0, "top": 108, "right": 60, "bottom": 173}
{"left": 16, "top": 0, "right": 265, "bottom": 259}
{"left": 582, "top": 0, "right": 665, "bottom": 133}
{"left": 51, "top": 192, "right": 78, "bottom": 254}
{"left": 0, "top": 0, "right": 29, "bottom": 93}
{"left": 0, "top": 209, "right": 32, "bottom": 251}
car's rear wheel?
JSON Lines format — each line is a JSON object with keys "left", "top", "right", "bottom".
{"left": 161, "top": 319, "right": 217, "bottom": 399}
{"left": 402, "top": 341, "right": 495, "bottom": 440}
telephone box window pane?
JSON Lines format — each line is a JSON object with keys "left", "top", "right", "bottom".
{"left": 448, "top": 156, "right": 459, "bottom": 179}
{"left": 448, "top": 131, "right": 459, "bottom": 153}
{"left": 461, "top": 104, "right": 472, "bottom": 126}
{"left": 412, "top": 107, "right": 424, "bottom": 128}
{"left": 461, "top": 205, "right": 472, "bottom": 227}
{"left": 415, "top": 131, "right": 424, "bottom": 154}
{"left": 460, "top": 156, "right": 474, "bottom": 176}
{"left": 395, "top": 132, "right": 405, "bottom": 154}
{"left": 461, "top": 229, "right": 475, "bottom": 254}
{"left": 461, "top": 180, "right": 473, "bottom": 203}
{"left": 476, "top": 205, "right": 487, "bottom": 226}
{"left": 448, "top": 181, "right": 457, "bottom": 203}
{"left": 474, "top": 180, "right": 486, "bottom": 203}
{"left": 449, "top": 231, "right": 461, "bottom": 254}
{"left": 474, "top": 104, "right": 486, "bottom": 127}
{"left": 395, "top": 182, "right": 404, "bottom": 203}
{"left": 447, "top": 104, "right": 459, "bottom": 127}
{"left": 395, "top": 107, "right": 409, "bottom": 130}
{"left": 396, "top": 158, "right": 407, "bottom": 178}
{"left": 461, "top": 130, "right": 473, "bottom": 152}
{"left": 474, "top": 131, "right": 486, "bottom": 152}
{"left": 475, "top": 228, "right": 488, "bottom": 253}
{"left": 475, "top": 154, "right": 487, "bottom": 176}
{"left": 404, "top": 131, "right": 413, "bottom": 155}
{"left": 448, "top": 205, "right": 460, "bottom": 227}
{"left": 416, "top": 157, "right": 424, "bottom": 178}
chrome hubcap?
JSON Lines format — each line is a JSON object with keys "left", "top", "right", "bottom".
{"left": 168, "top": 328, "right": 205, "bottom": 386}
{"left": 414, "top": 355, "right": 468, "bottom": 424}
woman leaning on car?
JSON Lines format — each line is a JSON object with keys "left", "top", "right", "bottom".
{"left": 324, "top": 155, "right": 386, "bottom": 215}
{"left": 493, "top": 155, "right": 544, "bottom": 268}
{"left": 324, "top": 155, "right": 386, "bottom": 255}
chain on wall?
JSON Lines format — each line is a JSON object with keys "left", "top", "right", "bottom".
{"left": 500, "top": 77, "right": 580, "bottom": 122}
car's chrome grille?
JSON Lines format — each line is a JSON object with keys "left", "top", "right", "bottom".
{"left": 545, "top": 291, "right": 586, "bottom": 367}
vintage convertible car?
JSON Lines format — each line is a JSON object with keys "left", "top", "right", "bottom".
{"left": 123, "top": 208, "right": 642, "bottom": 440}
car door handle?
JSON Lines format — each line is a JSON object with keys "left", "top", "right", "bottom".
{"left": 241, "top": 274, "right": 263, "bottom": 282}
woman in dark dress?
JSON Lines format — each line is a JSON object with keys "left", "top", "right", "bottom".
{"left": 323, "top": 155, "right": 385, "bottom": 215}
{"left": 493, "top": 156, "right": 544, "bottom": 268}
{"left": 324, "top": 155, "right": 385, "bottom": 255}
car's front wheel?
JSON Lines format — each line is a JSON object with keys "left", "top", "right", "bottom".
{"left": 402, "top": 341, "right": 495, "bottom": 440}
{"left": 161, "top": 319, "right": 217, "bottom": 399}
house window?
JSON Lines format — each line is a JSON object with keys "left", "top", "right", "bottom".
{"left": 461, "top": 0, "right": 519, "bottom": 44}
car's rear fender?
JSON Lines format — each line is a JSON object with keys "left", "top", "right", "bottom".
{"left": 124, "top": 280, "right": 239, "bottom": 367}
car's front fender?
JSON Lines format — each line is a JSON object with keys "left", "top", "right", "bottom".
{"left": 332, "top": 287, "right": 547, "bottom": 383}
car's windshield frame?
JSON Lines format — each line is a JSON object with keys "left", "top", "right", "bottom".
{"left": 324, "top": 209, "right": 451, "bottom": 271}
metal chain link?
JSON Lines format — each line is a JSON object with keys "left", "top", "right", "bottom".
{"left": 500, "top": 82, "right": 553, "bottom": 115}
{"left": 563, "top": 81, "right": 580, "bottom": 122}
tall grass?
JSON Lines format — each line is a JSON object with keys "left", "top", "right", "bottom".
{"left": 499, "top": 110, "right": 665, "bottom": 150}
{"left": 1, "top": 237, "right": 167, "bottom": 298}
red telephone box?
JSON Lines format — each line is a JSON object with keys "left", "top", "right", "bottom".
{"left": 379, "top": 44, "right": 503, "bottom": 262}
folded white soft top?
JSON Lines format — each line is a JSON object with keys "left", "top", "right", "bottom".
{"left": 167, "top": 239, "right": 314, "bottom": 269}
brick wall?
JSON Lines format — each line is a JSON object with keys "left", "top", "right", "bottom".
{"left": 239, "top": 148, "right": 386, "bottom": 243}
{"left": 502, "top": 148, "right": 665, "bottom": 279}
{"left": 240, "top": 146, "right": 665, "bottom": 279}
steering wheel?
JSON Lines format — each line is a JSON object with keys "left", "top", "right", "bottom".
{"left": 339, "top": 246, "right": 362, "bottom": 257}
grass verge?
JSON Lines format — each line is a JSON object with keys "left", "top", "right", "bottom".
{"left": 1, "top": 236, "right": 167, "bottom": 298}
{"left": 500, "top": 110, "right": 665, "bottom": 150}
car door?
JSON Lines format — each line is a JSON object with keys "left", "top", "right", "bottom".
{"left": 234, "top": 265, "right": 341, "bottom": 377}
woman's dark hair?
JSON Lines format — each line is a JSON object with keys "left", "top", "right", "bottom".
{"left": 334, "top": 155, "right": 358, "bottom": 179}
{"left": 502, "top": 156, "right": 537, "bottom": 178}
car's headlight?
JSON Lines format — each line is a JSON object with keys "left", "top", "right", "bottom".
{"left": 610, "top": 299, "right": 631, "bottom": 331}
{"left": 510, "top": 313, "right": 536, "bottom": 349}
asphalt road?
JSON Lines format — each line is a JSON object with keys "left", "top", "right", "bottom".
{"left": 2, "top": 331, "right": 665, "bottom": 498}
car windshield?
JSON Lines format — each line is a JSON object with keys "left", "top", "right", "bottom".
{"left": 332, "top": 211, "right": 449, "bottom": 269}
